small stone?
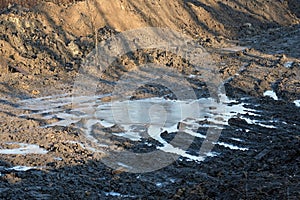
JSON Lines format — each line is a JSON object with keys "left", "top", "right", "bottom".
{"left": 31, "top": 90, "right": 40, "bottom": 95}
{"left": 242, "top": 23, "right": 252, "bottom": 28}
{"left": 112, "top": 167, "right": 126, "bottom": 175}
{"left": 100, "top": 96, "right": 112, "bottom": 102}
{"left": 67, "top": 41, "right": 80, "bottom": 56}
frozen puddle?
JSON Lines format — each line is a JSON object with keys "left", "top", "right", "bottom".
{"left": 18, "top": 94, "right": 276, "bottom": 162}
{"left": 0, "top": 142, "right": 48, "bottom": 155}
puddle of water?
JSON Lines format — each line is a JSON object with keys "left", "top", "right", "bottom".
{"left": 19, "top": 93, "right": 271, "bottom": 162}
{"left": 0, "top": 143, "right": 48, "bottom": 155}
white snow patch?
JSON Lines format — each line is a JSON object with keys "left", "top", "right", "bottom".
{"left": 188, "top": 74, "right": 202, "bottom": 79}
{"left": 241, "top": 117, "right": 277, "bottom": 129}
{"left": 294, "top": 100, "right": 300, "bottom": 107}
{"left": 0, "top": 143, "right": 48, "bottom": 155}
{"left": 8, "top": 166, "right": 38, "bottom": 171}
{"left": 217, "top": 142, "right": 248, "bottom": 151}
{"left": 263, "top": 90, "right": 278, "bottom": 100}
{"left": 284, "top": 61, "right": 294, "bottom": 68}
{"left": 105, "top": 192, "right": 135, "bottom": 198}
{"left": 256, "top": 123, "right": 277, "bottom": 129}
{"left": 231, "top": 137, "right": 244, "bottom": 142}
{"left": 99, "top": 120, "right": 115, "bottom": 128}
{"left": 156, "top": 182, "right": 163, "bottom": 187}
{"left": 158, "top": 144, "right": 205, "bottom": 162}
{"left": 112, "top": 132, "right": 142, "bottom": 141}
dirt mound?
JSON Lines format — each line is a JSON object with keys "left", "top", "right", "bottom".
{"left": 2, "top": 0, "right": 298, "bottom": 37}
{"left": 0, "top": 0, "right": 81, "bottom": 9}
{"left": 0, "top": 0, "right": 299, "bottom": 75}
{"left": 0, "top": 0, "right": 299, "bottom": 100}
{"left": 33, "top": 0, "right": 300, "bottom": 38}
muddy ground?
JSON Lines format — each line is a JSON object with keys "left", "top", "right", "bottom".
{"left": 0, "top": 0, "right": 300, "bottom": 199}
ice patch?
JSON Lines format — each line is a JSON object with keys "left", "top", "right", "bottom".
{"left": 241, "top": 117, "right": 277, "bottom": 129}
{"left": 7, "top": 166, "right": 38, "bottom": 171}
{"left": 284, "top": 61, "right": 294, "bottom": 68}
{"left": 221, "top": 46, "right": 248, "bottom": 52}
{"left": 105, "top": 192, "right": 135, "bottom": 198}
{"left": 99, "top": 120, "right": 115, "bottom": 128}
{"left": 112, "top": 132, "right": 142, "bottom": 141}
{"left": 256, "top": 123, "right": 276, "bottom": 129}
{"left": 0, "top": 143, "right": 48, "bottom": 155}
{"left": 231, "top": 137, "right": 244, "bottom": 142}
{"left": 216, "top": 142, "right": 248, "bottom": 151}
{"left": 0, "top": 165, "right": 42, "bottom": 172}
{"left": 156, "top": 182, "right": 163, "bottom": 187}
{"left": 188, "top": 74, "right": 202, "bottom": 79}
{"left": 158, "top": 143, "right": 206, "bottom": 162}
{"left": 54, "top": 157, "right": 63, "bottom": 161}
{"left": 183, "top": 129, "right": 206, "bottom": 139}
{"left": 117, "top": 162, "right": 133, "bottom": 170}
{"left": 263, "top": 90, "right": 278, "bottom": 100}
{"left": 161, "top": 124, "right": 179, "bottom": 134}
{"left": 294, "top": 100, "right": 300, "bottom": 107}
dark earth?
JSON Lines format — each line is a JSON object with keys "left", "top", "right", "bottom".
{"left": 0, "top": 0, "right": 300, "bottom": 199}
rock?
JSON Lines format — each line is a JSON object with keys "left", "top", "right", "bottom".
{"left": 31, "top": 89, "right": 40, "bottom": 95}
{"left": 67, "top": 41, "right": 80, "bottom": 56}
{"left": 254, "top": 149, "right": 269, "bottom": 160}
{"left": 242, "top": 23, "right": 252, "bottom": 29}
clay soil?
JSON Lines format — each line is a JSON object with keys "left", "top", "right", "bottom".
{"left": 0, "top": 0, "right": 300, "bottom": 199}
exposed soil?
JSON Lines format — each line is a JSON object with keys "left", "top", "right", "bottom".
{"left": 0, "top": 0, "right": 300, "bottom": 199}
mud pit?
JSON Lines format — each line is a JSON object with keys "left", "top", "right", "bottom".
{"left": 0, "top": 0, "right": 300, "bottom": 199}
